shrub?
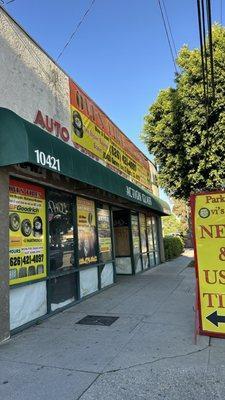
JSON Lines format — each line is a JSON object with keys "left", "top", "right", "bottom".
{"left": 163, "top": 236, "right": 184, "bottom": 261}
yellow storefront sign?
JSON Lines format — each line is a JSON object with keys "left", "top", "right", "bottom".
{"left": 70, "top": 104, "right": 150, "bottom": 189}
{"left": 192, "top": 191, "right": 225, "bottom": 336}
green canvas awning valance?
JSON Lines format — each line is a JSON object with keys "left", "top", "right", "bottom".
{"left": 0, "top": 108, "right": 170, "bottom": 215}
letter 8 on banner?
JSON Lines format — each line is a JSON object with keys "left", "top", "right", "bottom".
{"left": 191, "top": 191, "right": 225, "bottom": 337}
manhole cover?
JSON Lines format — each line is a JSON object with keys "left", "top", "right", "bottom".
{"left": 76, "top": 315, "right": 119, "bottom": 326}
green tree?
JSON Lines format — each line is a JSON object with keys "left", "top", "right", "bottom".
{"left": 142, "top": 24, "right": 225, "bottom": 201}
{"left": 172, "top": 198, "right": 188, "bottom": 234}
{"left": 162, "top": 213, "right": 183, "bottom": 237}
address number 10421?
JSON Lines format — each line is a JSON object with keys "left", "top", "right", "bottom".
{"left": 34, "top": 150, "right": 61, "bottom": 171}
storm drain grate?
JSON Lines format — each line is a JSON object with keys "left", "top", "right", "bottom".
{"left": 76, "top": 315, "right": 119, "bottom": 326}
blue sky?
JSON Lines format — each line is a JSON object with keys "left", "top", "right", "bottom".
{"left": 3, "top": 0, "right": 223, "bottom": 203}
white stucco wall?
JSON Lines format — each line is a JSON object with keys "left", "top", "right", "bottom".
{"left": 0, "top": 8, "right": 72, "bottom": 144}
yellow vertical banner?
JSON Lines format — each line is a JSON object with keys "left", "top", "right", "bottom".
{"left": 192, "top": 191, "right": 225, "bottom": 336}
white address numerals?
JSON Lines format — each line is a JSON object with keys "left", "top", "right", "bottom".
{"left": 34, "top": 150, "right": 61, "bottom": 172}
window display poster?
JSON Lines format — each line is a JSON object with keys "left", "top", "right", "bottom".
{"left": 139, "top": 213, "right": 147, "bottom": 253}
{"left": 9, "top": 179, "right": 46, "bottom": 285}
{"left": 131, "top": 215, "right": 140, "bottom": 254}
{"left": 48, "top": 191, "right": 74, "bottom": 273}
{"left": 97, "top": 208, "right": 112, "bottom": 262}
{"left": 77, "top": 197, "right": 97, "bottom": 265}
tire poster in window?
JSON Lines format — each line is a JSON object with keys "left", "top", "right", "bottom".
{"left": 131, "top": 215, "right": 140, "bottom": 254}
{"left": 9, "top": 179, "right": 46, "bottom": 285}
{"left": 139, "top": 213, "right": 147, "bottom": 253}
{"left": 77, "top": 197, "right": 97, "bottom": 265}
{"left": 97, "top": 208, "right": 112, "bottom": 262}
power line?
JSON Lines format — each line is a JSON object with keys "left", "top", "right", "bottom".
{"left": 201, "top": 0, "right": 209, "bottom": 102}
{"left": 161, "top": 0, "right": 177, "bottom": 57}
{"left": 206, "top": 0, "right": 215, "bottom": 100}
{"left": 197, "top": 0, "right": 207, "bottom": 104}
{"left": 157, "top": 0, "right": 178, "bottom": 73}
{"left": 0, "top": 0, "right": 16, "bottom": 4}
{"left": 196, "top": 0, "right": 215, "bottom": 104}
{"left": 56, "top": 0, "right": 96, "bottom": 62}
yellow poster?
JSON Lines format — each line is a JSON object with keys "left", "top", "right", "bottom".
{"left": 77, "top": 197, "right": 97, "bottom": 265}
{"left": 193, "top": 191, "right": 225, "bottom": 335}
{"left": 9, "top": 179, "right": 46, "bottom": 285}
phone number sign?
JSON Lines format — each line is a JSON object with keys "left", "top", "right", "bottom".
{"left": 191, "top": 191, "right": 225, "bottom": 337}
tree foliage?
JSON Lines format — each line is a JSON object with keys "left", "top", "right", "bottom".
{"left": 162, "top": 213, "right": 183, "bottom": 237}
{"left": 172, "top": 198, "right": 188, "bottom": 234}
{"left": 142, "top": 25, "right": 225, "bottom": 200}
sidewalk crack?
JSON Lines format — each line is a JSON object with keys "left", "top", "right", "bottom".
{"left": 103, "top": 345, "right": 210, "bottom": 374}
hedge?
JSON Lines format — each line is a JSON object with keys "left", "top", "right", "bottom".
{"left": 163, "top": 236, "right": 184, "bottom": 261}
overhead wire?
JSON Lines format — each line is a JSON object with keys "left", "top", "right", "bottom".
{"left": 197, "top": 0, "right": 207, "bottom": 104}
{"left": 0, "top": 0, "right": 16, "bottom": 4}
{"left": 196, "top": 0, "right": 215, "bottom": 105}
{"left": 196, "top": 0, "right": 217, "bottom": 176}
{"left": 206, "top": 0, "right": 215, "bottom": 100}
{"left": 157, "top": 0, "right": 178, "bottom": 73}
{"left": 56, "top": 0, "right": 96, "bottom": 61}
{"left": 161, "top": 0, "right": 177, "bottom": 58}
{"left": 201, "top": 0, "right": 209, "bottom": 103}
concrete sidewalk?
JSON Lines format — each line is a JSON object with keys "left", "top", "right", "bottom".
{"left": 1, "top": 251, "right": 225, "bottom": 400}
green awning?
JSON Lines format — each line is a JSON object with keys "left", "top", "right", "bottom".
{"left": 0, "top": 108, "right": 170, "bottom": 215}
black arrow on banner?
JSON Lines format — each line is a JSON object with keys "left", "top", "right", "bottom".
{"left": 206, "top": 311, "right": 225, "bottom": 327}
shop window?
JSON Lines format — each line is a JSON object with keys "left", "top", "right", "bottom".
{"left": 151, "top": 216, "right": 160, "bottom": 265}
{"left": 139, "top": 213, "right": 147, "bottom": 254}
{"left": 80, "top": 268, "right": 98, "bottom": 297}
{"left": 147, "top": 217, "right": 154, "bottom": 251}
{"left": 50, "top": 274, "right": 76, "bottom": 311}
{"left": 77, "top": 197, "right": 97, "bottom": 266}
{"left": 48, "top": 191, "right": 74, "bottom": 273}
{"left": 135, "top": 257, "right": 142, "bottom": 273}
{"left": 131, "top": 214, "right": 141, "bottom": 255}
{"left": 101, "top": 263, "right": 114, "bottom": 288}
{"left": 113, "top": 210, "right": 131, "bottom": 257}
{"left": 97, "top": 205, "right": 112, "bottom": 263}
{"left": 142, "top": 253, "right": 149, "bottom": 270}
{"left": 152, "top": 216, "right": 159, "bottom": 251}
{"left": 155, "top": 251, "right": 160, "bottom": 265}
{"left": 131, "top": 214, "right": 142, "bottom": 272}
{"left": 149, "top": 252, "right": 156, "bottom": 267}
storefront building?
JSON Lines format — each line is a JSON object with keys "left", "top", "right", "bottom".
{"left": 0, "top": 8, "right": 170, "bottom": 343}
